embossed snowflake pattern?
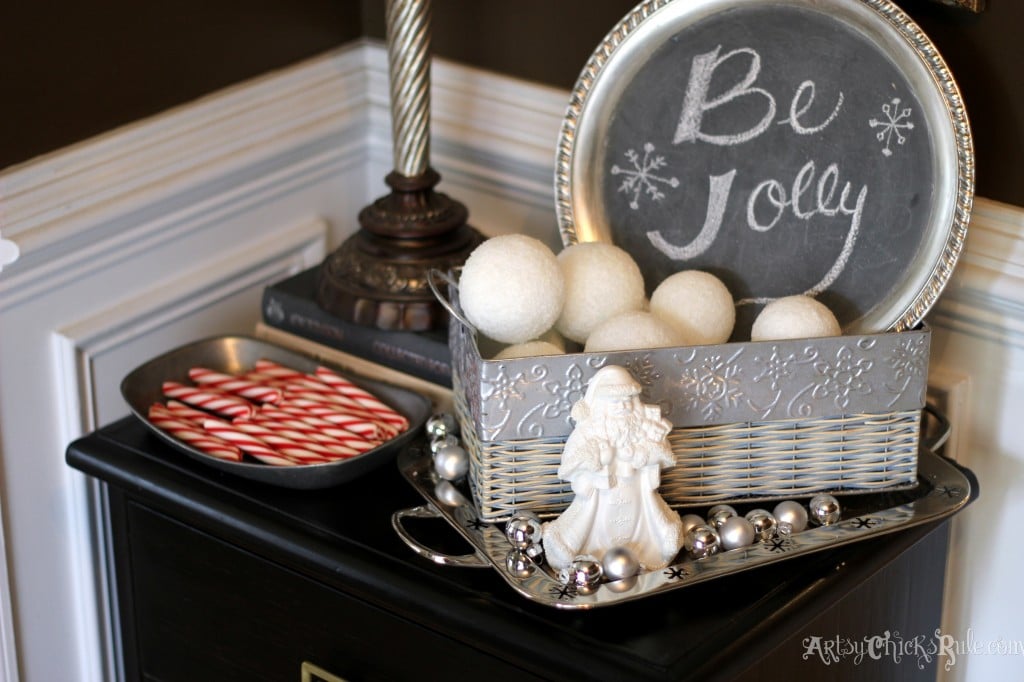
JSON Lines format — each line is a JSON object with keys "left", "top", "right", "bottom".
{"left": 678, "top": 353, "right": 744, "bottom": 421}
{"left": 751, "top": 346, "right": 797, "bottom": 392}
{"left": 888, "top": 336, "right": 928, "bottom": 382}
{"left": 869, "top": 97, "right": 914, "bottom": 157}
{"left": 481, "top": 365, "right": 527, "bottom": 410}
{"left": 610, "top": 142, "right": 680, "bottom": 209}
{"left": 884, "top": 334, "right": 929, "bottom": 406}
{"left": 811, "top": 346, "right": 873, "bottom": 410}
{"left": 541, "top": 364, "right": 588, "bottom": 420}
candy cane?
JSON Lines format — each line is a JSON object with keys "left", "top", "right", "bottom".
{"left": 224, "top": 420, "right": 342, "bottom": 462}
{"left": 164, "top": 400, "right": 221, "bottom": 425}
{"left": 281, "top": 390, "right": 400, "bottom": 437}
{"left": 274, "top": 400, "right": 384, "bottom": 440}
{"left": 202, "top": 420, "right": 310, "bottom": 466}
{"left": 314, "top": 366, "right": 409, "bottom": 430}
{"left": 147, "top": 404, "right": 242, "bottom": 461}
{"left": 252, "top": 409, "right": 377, "bottom": 453}
{"left": 252, "top": 359, "right": 306, "bottom": 382}
{"left": 188, "top": 367, "right": 282, "bottom": 404}
{"left": 162, "top": 382, "right": 256, "bottom": 419}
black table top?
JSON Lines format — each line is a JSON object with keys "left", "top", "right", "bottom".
{"left": 67, "top": 416, "right": 969, "bottom": 681}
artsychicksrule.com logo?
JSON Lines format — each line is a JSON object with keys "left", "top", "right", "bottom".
{"left": 802, "top": 629, "right": 1024, "bottom": 671}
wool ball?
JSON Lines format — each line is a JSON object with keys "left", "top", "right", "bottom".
{"left": 493, "top": 340, "right": 564, "bottom": 360}
{"left": 458, "top": 235, "right": 565, "bottom": 344}
{"left": 537, "top": 326, "right": 567, "bottom": 352}
{"left": 751, "top": 295, "right": 841, "bottom": 341}
{"left": 584, "top": 311, "right": 683, "bottom": 353}
{"left": 650, "top": 270, "right": 736, "bottom": 346}
{"left": 554, "top": 242, "right": 646, "bottom": 344}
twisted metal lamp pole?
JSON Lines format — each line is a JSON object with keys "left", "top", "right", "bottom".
{"left": 317, "top": 0, "right": 483, "bottom": 331}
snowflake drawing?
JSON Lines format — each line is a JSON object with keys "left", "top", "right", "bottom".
{"left": 868, "top": 97, "right": 915, "bottom": 157}
{"left": 752, "top": 346, "right": 798, "bottom": 393}
{"left": 678, "top": 353, "right": 744, "bottom": 421}
{"left": 610, "top": 142, "right": 680, "bottom": 209}
{"left": 811, "top": 346, "right": 874, "bottom": 410}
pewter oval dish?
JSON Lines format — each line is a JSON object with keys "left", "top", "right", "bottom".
{"left": 121, "top": 335, "right": 432, "bottom": 489}
{"left": 554, "top": 0, "right": 973, "bottom": 336}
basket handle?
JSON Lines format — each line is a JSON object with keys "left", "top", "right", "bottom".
{"left": 427, "top": 269, "right": 477, "bottom": 334}
{"left": 391, "top": 504, "right": 490, "bottom": 568}
{"left": 922, "top": 402, "right": 952, "bottom": 453}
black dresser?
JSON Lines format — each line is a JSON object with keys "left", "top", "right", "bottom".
{"left": 67, "top": 416, "right": 965, "bottom": 682}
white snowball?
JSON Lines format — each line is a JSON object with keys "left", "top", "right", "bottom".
{"left": 649, "top": 270, "right": 735, "bottom": 345}
{"left": 751, "top": 295, "right": 841, "bottom": 341}
{"left": 554, "top": 242, "right": 646, "bottom": 344}
{"left": 493, "top": 340, "right": 564, "bottom": 360}
{"left": 584, "top": 311, "right": 684, "bottom": 353}
{"left": 459, "top": 235, "right": 565, "bottom": 344}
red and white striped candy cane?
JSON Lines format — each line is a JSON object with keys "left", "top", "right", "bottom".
{"left": 164, "top": 400, "right": 221, "bottom": 425}
{"left": 314, "top": 366, "right": 409, "bottom": 431}
{"left": 148, "top": 404, "right": 242, "bottom": 461}
{"left": 202, "top": 419, "right": 305, "bottom": 466}
{"left": 253, "top": 409, "right": 377, "bottom": 453}
{"left": 252, "top": 359, "right": 306, "bottom": 382}
{"left": 188, "top": 367, "right": 283, "bottom": 404}
{"left": 274, "top": 400, "right": 383, "bottom": 440}
{"left": 281, "top": 390, "right": 400, "bottom": 437}
{"left": 224, "top": 420, "right": 340, "bottom": 462}
{"left": 162, "top": 382, "right": 256, "bottom": 419}
{"left": 248, "top": 413, "right": 364, "bottom": 456}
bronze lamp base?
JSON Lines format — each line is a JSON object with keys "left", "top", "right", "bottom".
{"left": 317, "top": 168, "right": 484, "bottom": 331}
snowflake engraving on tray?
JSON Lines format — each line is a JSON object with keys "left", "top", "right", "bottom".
{"left": 675, "top": 348, "right": 745, "bottom": 421}
{"left": 868, "top": 97, "right": 914, "bottom": 157}
{"left": 610, "top": 142, "right": 680, "bottom": 209}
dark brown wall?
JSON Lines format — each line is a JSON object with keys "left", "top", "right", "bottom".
{"left": 3, "top": 1, "right": 1021, "bottom": 207}
{"left": 0, "top": 0, "right": 362, "bottom": 170}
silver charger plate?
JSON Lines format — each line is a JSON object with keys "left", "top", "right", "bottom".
{"left": 554, "top": 0, "right": 974, "bottom": 337}
{"left": 121, "top": 335, "right": 432, "bottom": 489}
{"left": 394, "top": 445, "right": 971, "bottom": 609}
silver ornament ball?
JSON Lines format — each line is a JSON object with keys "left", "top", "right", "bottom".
{"left": 504, "top": 512, "right": 543, "bottom": 550}
{"left": 505, "top": 550, "right": 535, "bottom": 578}
{"left": 745, "top": 509, "right": 777, "bottom": 541}
{"left": 601, "top": 546, "right": 640, "bottom": 581}
{"left": 708, "top": 504, "right": 738, "bottom": 518}
{"left": 425, "top": 412, "right": 458, "bottom": 439}
{"left": 809, "top": 494, "right": 842, "bottom": 526}
{"left": 773, "top": 500, "right": 809, "bottom": 533}
{"left": 433, "top": 443, "right": 469, "bottom": 481}
{"left": 559, "top": 555, "right": 604, "bottom": 588}
{"left": 428, "top": 433, "right": 458, "bottom": 455}
{"left": 684, "top": 524, "right": 721, "bottom": 559}
{"left": 707, "top": 508, "right": 735, "bottom": 531}
{"left": 776, "top": 521, "right": 794, "bottom": 537}
{"left": 680, "top": 513, "right": 705, "bottom": 537}
{"left": 719, "top": 516, "right": 756, "bottom": 550}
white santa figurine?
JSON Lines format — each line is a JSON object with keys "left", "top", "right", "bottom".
{"left": 542, "top": 365, "right": 684, "bottom": 572}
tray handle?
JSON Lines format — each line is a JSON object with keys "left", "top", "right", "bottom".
{"left": 426, "top": 269, "right": 477, "bottom": 335}
{"left": 922, "top": 401, "right": 952, "bottom": 453}
{"left": 392, "top": 505, "right": 490, "bottom": 568}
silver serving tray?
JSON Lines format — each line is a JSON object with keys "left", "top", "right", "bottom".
{"left": 393, "top": 445, "right": 970, "bottom": 609}
{"left": 122, "top": 335, "right": 432, "bottom": 489}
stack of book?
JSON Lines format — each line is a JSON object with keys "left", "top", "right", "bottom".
{"left": 259, "top": 266, "right": 453, "bottom": 397}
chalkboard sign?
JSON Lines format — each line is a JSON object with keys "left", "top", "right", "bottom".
{"left": 555, "top": 0, "right": 973, "bottom": 338}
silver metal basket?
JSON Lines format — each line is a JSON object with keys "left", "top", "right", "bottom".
{"left": 433, "top": 273, "right": 928, "bottom": 523}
